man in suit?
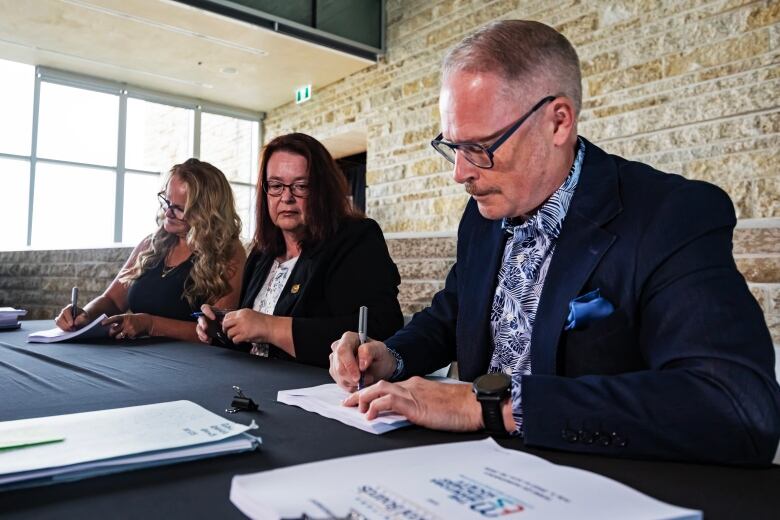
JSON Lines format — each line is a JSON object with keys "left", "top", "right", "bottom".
{"left": 329, "top": 20, "right": 780, "bottom": 465}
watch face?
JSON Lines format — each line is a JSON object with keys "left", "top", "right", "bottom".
{"left": 474, "top": 373, "right": 510, "bottom": 395}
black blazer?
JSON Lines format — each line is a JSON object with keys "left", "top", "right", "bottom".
{"left": 386, "top": 138, "right": 780, "bottom": 465}
{"left": 238, "top": 218, "right": 403, "bottom": 368}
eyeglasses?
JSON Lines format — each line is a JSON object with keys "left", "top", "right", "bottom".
{"left": 430, "top": 95, "right": 556, "bottom": 169}
{"left": 157, "top": 192, "right": 185, "bottom": 219}
{"left": 263, "top": 181, "right": 310, "bottom": 198}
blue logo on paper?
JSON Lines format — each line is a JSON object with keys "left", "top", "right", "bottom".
{"left": 431, "top": 477, "right": 525, "bottom": 517}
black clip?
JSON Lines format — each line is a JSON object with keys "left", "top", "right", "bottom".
{"left": 226, "top": 385, "right": 259, "bottom": 414}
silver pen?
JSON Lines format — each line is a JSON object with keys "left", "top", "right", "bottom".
{"left": 71, "top": 287, "right": 79, "bottom": 321}
{"left": 358, "top": 306, "right": 368, "bottom": 390}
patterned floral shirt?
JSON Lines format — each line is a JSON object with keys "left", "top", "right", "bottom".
{"left": 489, "top": 139, "right": 584, "bottom": 434}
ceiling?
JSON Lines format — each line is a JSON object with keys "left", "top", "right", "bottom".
{"left": 0, "top": 0, "right": 375, "bottom": 116}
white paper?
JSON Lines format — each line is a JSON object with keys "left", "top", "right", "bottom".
{"left": 6, "top": 434, "right": 257, "bottom": 489}
{"left": 277, "top": 383, "right": 411, "bottom": 434}
{"left": 231, "top": 438, "right": 701, "bottom": 520}
{"left": 0, "top": 400, "right": 260, "bottom": 488}
{"left": 0, "top": 307, "right": 26, "bottom": 318}
{"left": 0, "top": 307, "right": 26, "bottom": 328}
{"left": 27, "top": 313, "right": 111, "bottom": 343}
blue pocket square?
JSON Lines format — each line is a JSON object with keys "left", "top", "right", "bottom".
{"left": 565, "top": 289, "right": 614, "bottom": 331}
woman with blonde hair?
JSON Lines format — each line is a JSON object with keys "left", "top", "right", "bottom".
{"left": 55, "top": 158, "right": 246, "bottom": 342}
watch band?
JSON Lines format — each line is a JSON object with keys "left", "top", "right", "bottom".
{"left": 473, "top": 373, "right": 511, "bottom": 436}
{"left": 480, "top": 397, "right": 506, "bottom": 435}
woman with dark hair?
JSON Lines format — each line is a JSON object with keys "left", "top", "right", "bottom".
{"left": 55, "top": 158, "right": 246, "bottom": 342}
{"left": 196, "top": 133, "right": 403, "bottom": 367}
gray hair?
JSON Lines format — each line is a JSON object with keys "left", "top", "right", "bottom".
{"left": 442, "top": 20, "right": 582, "bottom": 115}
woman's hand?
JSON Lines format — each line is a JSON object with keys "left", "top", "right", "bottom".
{"left": 102, "top": 313, "right": 154, "bottom": 340}
{"left": 195, "top": 304, "right": 233, "bottom": 346}
{"left": 221, "top": 309, "right": 268, "bottom": 344}
{"left": 196, "top": 304, "right": 216, "bottom": 344}
{"left": 55, "top": 305, "right": 91, "bottom": 331}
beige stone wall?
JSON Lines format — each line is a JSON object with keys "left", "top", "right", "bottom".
{"left": 0, "top": 224, "right": 777, "bottom": 346}
{"left": 387, "top": 225, "right": 780, "bottom": 345}
{"left": 263, "top": 0, "right": 779, "bottom": 342}
{"left": 2, "top": 1, "right": 777, "bottom": 348}
{"left": 265, "top": 0, "right": 778, "bottom": 229}
{"left": 0, "top": 248, "right": 131, "bottom": 320}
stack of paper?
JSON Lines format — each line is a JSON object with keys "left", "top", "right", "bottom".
{"left": 27, "top": 313, "right": 111, "bottom": 343}
{"left": 231, "top": 438, "right": 701, "bottom": 520}
{"left": 277, "top": 384, "right": 410, "bottom": 434}
{"left": 0, "top": 307, "right": 26, "bottom": 330}
{"left": 0, "top": 400, "right": 261, "bottom": 490}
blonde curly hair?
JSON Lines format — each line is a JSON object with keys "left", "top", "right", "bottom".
{"left": 120, "top": 159, "right": 242, "bottom": 307}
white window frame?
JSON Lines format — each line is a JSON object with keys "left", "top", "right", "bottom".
{"left": 0, "top": 65, "right": 263, "bottom": 248}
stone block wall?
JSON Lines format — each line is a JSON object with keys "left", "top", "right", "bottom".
{"left": 264, "top": 0, "right": 779, "bottom": 231}
{"left": 737, "top": 223, "right": 780, "bottom": 346}
{"left": 1, "top": 223, "right": 776, "bottom": 348}
{"left": 386, "top": 233, "right": 456, "bottom": 316}
{"left": 387, "top": 223, "right": 780, "bottom": 346}
{"left": 260, "top": 0, "right": 780, "bottom": 343}
{"left": 0, "top": 248, "right": 132, "bottom": 320}
{"left": 0, "top": 0, "right": 777, "bottom": 351}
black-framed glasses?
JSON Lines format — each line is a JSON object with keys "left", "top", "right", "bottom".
{"left": 157, "top": 192, "right": 186, "bottom": 219}
{"left": 430, "top": 95, "right": 556, "bottom": 169}
{"left": 263, "top": 181, "right": 310, "bottom": 198}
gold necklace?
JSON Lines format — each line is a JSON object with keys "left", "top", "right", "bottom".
{"left": 161, "top": 248, "right": 185, "bottom": 278}
{"left": 161, "top": 263, "right": 180, "bottom": 278}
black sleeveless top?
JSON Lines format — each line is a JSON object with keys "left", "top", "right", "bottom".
{"left": 127, "top": 257, "right": 200, "bottom": 321}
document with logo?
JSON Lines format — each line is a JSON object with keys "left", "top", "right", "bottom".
{"left": 27, "top": 314, "right": 111, "bottom": 343}
{"left": 277, "top": 383, "right": 410, "bottom": 434}
{"left": 0, "top": 400, "right": 260, "bottom": 490}
{"left": 231, "top": 438, "right": 700, "bottom": 520}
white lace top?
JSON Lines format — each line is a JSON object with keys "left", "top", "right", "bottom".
{"left": 250, "top": 256, "right": 299, "bottom": 357}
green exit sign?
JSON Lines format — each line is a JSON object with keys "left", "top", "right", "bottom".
{"left": 295, "top": 85, "right": 312, "bottom": 104}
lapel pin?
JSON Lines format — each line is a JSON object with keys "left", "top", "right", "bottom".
{"left": 291, "top": 284, "right": 300, "bottom": 294}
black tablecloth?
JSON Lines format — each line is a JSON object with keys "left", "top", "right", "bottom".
{"left": 1, "top": 322, "right": 778, "bottom": 519}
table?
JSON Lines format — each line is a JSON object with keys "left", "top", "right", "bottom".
{"left": 1, "top": 321, "right": 778, "bottom": 519}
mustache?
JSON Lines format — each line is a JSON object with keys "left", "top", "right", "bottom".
{"left": 464, "top": 182, "right": 501, "bottom": 197}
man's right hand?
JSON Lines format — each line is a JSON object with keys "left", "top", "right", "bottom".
{"left": 54, "top": 305, "right": 90, "bottom": 331}
{"left": 329, "top": 331, "right": 397, "bottom": 391}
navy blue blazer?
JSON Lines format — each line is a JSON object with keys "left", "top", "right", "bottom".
{"left": 385, "top": 138, "right": 780, "bottom": 465}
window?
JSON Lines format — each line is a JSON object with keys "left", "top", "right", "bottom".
{"left": 122, "top": 172, "right": 164, "bottom": 246}
{"left": 0, "top": 59, "right": 260, "bottom": 251}
{"left": 126, "top": 99, "right": 194, "bottom": 173}
{"left": 0, "top": 60, "right": 34, "bottom": 156}
{"left": 37, "top": 83, "right": 119, "bottom": 166}
{"left": 124, "top": 99, "right": 196, "bottom": 244}
{"left": 32, "top": 163, "right": 116, "bottom": 248}
{"left": 200, "top": 112, "right": 260, "bottom": 241}
{"left": 0, "top": 158, "right": 31, "bottom": 250}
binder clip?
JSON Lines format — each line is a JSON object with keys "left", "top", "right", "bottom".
{"left": 226, "top": 385, "right": 259, "bottom": 414}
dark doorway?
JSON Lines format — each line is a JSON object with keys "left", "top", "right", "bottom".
{"left": 337, "top": 152, "right": 366, "bottom": 212}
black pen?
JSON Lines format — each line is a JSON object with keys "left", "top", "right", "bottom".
{"left": 71, "top": 287, "right": 78, "bottom": 321}
{"left": 358, "top": 306, "right": 368, "bottom": 390}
